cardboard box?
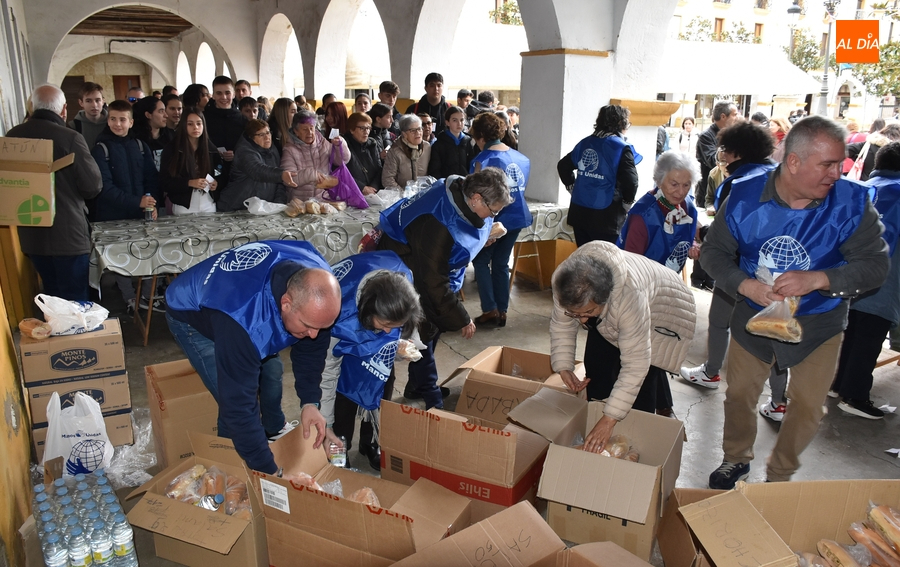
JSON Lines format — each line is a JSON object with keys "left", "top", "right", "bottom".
{"left": 32, "top": 410, "right": 134, "bottom": 461}
{"left": 557, "top": 542, "right": 654, "bottom": 567}
{"left": 443, "top": 346, "right": 586, "bottom": 425}
{"left": 394, "top": 501, "right": 566, "bottom": 567}
{"left": 127, "top": 432, "right": 268, "bottom": 567}
{"left": 507, "top": 388, "right": 685, "bottom": 560}
{"left": 512, "top": 239, "right": 577, "bottom": 289}
{"left": 251, "top": 426, "right": 471, "bottom": 565}
{"left": 19, "top": 318, "right": 125, "bottom": 385}
{"left": 145, "top": 359, "right": 219, "bottom": 468}
{"left": 18, "top": 516, "right": 43, "bottom": 567}
{"left": 0, "top": 137, "right": 74, "bottom": 227}
{"left": 26, "top": 372, "right": 131, "bottom": 428}
{"left": 657, "top": 488, "right": 721, "bottom": 567}
{"left": 668, "top": 480, "right": 900, "bottom": 567}
{"left": 380, "top": 400, "right": 550, "bottom": 522}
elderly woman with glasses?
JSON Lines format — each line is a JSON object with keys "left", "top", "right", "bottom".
{"left": 344, "top": 112, "right": 383, "bottom": 195}
{"left": 281, "top": 108, "right": 350, "bottom": 201}
{"left": 378, "top": 167, "right": 512, "bottom": 409}
{"left": 216, "top": 118, "right": 298, "bottom": 212}
{"left": 383, "top": 114, "right": 432, "bottom": 190}
{"left": 549, "top": 241, "right": 695, "bottom": 454}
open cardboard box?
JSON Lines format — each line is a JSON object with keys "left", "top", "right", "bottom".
{"left": 441, "top": 346, "right": 586, "bottom": 425}
{"left": 380, "top": 399, "right": 550, "bottom": 522}
{"left": 393, "top": 501, "right": 653, "bottom": 567}
{"left": 126, "top": 432, "right": 268, "bottom": 567}
{"left": 507, "top": 388, "right": 685, "bottom": 560}
{"left": 251, "top": 424, "right": 471, "bottom": 565}
{"left": 145, "top": 359, "right": 219, "bottom": 468}
{"left": 0, "top": 137, "right": 74, "bottom": 227}
{"left": 667, "top": 479, "right": 900, "bottom": 567}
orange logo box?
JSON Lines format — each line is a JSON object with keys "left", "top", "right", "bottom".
{"left": 836, "top": 20, "right": 880, "bottom": 63}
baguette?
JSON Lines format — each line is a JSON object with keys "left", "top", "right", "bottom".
{"left": 817, "top": 540, "right": 861, "bottom": 567}
{"left": 869, "top": 505, "right": 900, "bottom": 552}
{"left": 849, "top": 522, "right": 900, "bottom": 566}
{"left": 348, "top": 487, "right": 380, "bottom": 508}
{"left": 316, "top": 175, "right": 338, "bottom": 189}
{"left": 19, "top": 318, "right": 52, "bottom": 340}
{"left": 745, "top": 314, "right": 802, "bottom": 342}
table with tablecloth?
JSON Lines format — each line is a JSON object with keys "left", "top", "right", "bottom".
{"left": 89, "top": 201, "right": 572, "bottom": 285}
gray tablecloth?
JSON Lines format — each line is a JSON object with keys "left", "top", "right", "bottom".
{"left": 89, "top": 201, "right": 572, "bottom": 286}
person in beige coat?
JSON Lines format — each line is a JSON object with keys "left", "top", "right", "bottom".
{"left": 382, "top": 114, "right": 431, "bottom": 189}
{"left": 550, "top": 241, "right": 696, "bottom": 453}
{"left": 280, "top": 108, "right": 350, "bottom": 201}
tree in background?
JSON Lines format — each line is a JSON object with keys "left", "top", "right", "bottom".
{"left": 678, "top": 17, "right": 761, "bottom": 43}
{"left": 489, "top": 0, "right": 523, "bottom": 25}
{"left": 853, "top": 42, "right": 900, "bottom": 96}
{"left": 785, "top": 29, "right": 824, "bottom": 72}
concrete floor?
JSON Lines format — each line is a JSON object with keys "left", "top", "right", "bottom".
{"left": 93, "top": 262, "right": 900, "bottom": 566}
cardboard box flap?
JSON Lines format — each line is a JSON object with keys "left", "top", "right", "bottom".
{"left": 188, "top": 431, "right": 246, "bottom": 467}
{"left": 128, "top": 492, "right": 249, "bottom": 554}
{"left": 506, "top": 423, "right": 550, "bottom": 479}
{"left": 679, "top": 490, "right": 795, "bottom": 567}
{"left": 538, "top": 443, "right": 658, "bottom": 524}
{"left": 393, "top": 501, "right": 565, "bottom": 567}
{"left": 657, "top": 488, "right": 722, "bottom": 567}
{"left": 508, "top": 387, "right": 587, "bottom": 446}
{"left": 0, "top": 137, "right": 54, "bottom": 163}
{"left": 558, "top": 542, "right": 653, "bottom": 567}
{"left": 390, "top": 478, "right": 471, "bottom": 550}
{"left": 152, "top": 366, "right": 212, "bottom": 401}
{"left": 51, "top": 153, "right": 75, "bottom": 171}
{"left": 269, "top": 424, "right": 330, "bottom": 476}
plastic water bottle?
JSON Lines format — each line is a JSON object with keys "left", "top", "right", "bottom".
{"left": 78, "top": 501, "right": 97, "bottom": 521}
{"left": 92, "top": 477, "right": 110, "bottom": 498}
{"left": 103, "top": 504, "right": 122, "bottom": 524}
{"left": 32, "top": 483, "right": 46, "bottom": 510}
{"left": 66, "top": 526, "right": 92, "bottom": 567}
{"left": 110, "top": 513, "right": 137, "bottom": 566}
{"left": 42, "top": 532, "right": 68, "bottom": 567}
{"left": 143, "top": 193, "right": 154, "bottom": 221}
{"left": 55, "top": 487, "right": 69, "bottom": 503}
{"left": 34, "top": 492, "right": 51, "bottom": 515}
{"left": 99, "top": 494, "right": 117, "bottom": 516}
{"left": 91, "top": 469, "right": 106, "bottom": 486}
{"left": 90, "top": 521, "right": 113, "bottom": 565}
{"left": 76, "top": 491, "right": 93, "bottom": 510}
{"left": 76, "top": 482, "right": 90, "bottom": 493}
{"left": 58, "top": 506, "right": 77, "bottom": 527}
{"left": 74, "top": 473, "right": 88, "bottom": 486}
{"left": 97, "top": 486, "right": 115, "bottom": 506}
{"left": 63, "top": 515, "right": 81, "bottom": 545}
{"left": 41, "top": 521, "right": 59, "bottom": 543}
{"left": 37, "top": 511, "right": 55, "bottom": 533}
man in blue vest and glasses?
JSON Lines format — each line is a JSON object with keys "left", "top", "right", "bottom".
{"left": 166, "top": 240, "right": 342, "bottom": 476}
{"left": 701, "top": 116, "right": 889, "bottom": 489}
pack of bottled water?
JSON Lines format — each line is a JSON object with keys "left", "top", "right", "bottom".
{"left": 33, "top": 470, "right": 139, "bottom": 566}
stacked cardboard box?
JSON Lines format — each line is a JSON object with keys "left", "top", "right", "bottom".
{"left": 0, "top": 137, "right": 74, "bottom": 227}
{"left": 19, "top": 318, "right": 133, "bottom": 458}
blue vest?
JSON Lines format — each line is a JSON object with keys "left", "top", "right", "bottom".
{"left": 571, "top": 134, "right": 642, "bottom": 210}
{"left": 714, "top": 162, "right": 777, "bottom": 210}
{"left": 379, "top": 177, "right": 491, "bottom": 292}
{"left": 329, "top": 252, "right": 413, "bottom": 410}
{"left": 471, "top": 149, "right": 533, "bottom": 231}
{"left": 166, "top": 241, "right": 331, "bottom": 359}
{"left": 866, "top": 173, "right": 900, "bottom": 256}
{"left": 725, "top": 174, "right": 868, "bottom": 316}
{"left": 617, "top": 189, "right": 698, "bottom": 272}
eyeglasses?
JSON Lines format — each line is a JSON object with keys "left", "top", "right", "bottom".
{"left": 356, "top": 126, "right": 372, "bottom": 132}
{"left": 405, "top": 127, "right": 424, "bottom": 133}
{"left": 254, "top": 130, "right": 272, "bottom": 138}
{"left": 563, "top": 305, "right": 600, "bottom": 320}
{"left": 485, "top": 201, "right": 501, "bottom": 217}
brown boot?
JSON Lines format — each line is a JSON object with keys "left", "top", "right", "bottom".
{"left": 474, "top": 309, "right": 500, "bottom": 326}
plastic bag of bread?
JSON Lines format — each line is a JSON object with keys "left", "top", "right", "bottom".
{"left": 224, "top": 475, "right": 248, "bottom": 515}
{"left": 396, "top": 339, "right": 423, "bottom": 362}
{"left": 745, "top": 267, "right": 802, "bottom": 343}
{"left": 321, "top": 202, "right": 339, "bottom": 214}
{"left": 19, "top": 318, "right": 52, "bottom": 340}
{"left": 165, "top": 464, "right": 207, "bottom": 503}
{"left": 868, "top": 503, "right": 900, "bottom": 552}
{"left": 322, "top": 200, "right": 347, "bottom": 211}
{"left": 848, "top": 522, "right": 900, "bottom": 566}
{"left": 199, "top": 466, "right": 227, "bottom": 497}
{"left": 348, "top": 487, "right": 381, "bottom": 508}
{"left": 285, "top": 198, "right": 306, "bottom": 217}
{"left": 604, "top": 434, "right": 631, "bottom": 459}
{"left": 489, "top": 221, "right": 508, "bottom": 240}
{"left": 230, "top": 501, "right": 253, "bottom": 521}
{"left": 817, "top": 539, "right": 868, "bottom": 567}
{"left": 316, "top": 175, "right": 339, "bottom": 189}
{"left": 284, "top": 471, "right": 323, "bottom": 491}
{"left": 305, "top": 199, "right": 322, "bottom": 215}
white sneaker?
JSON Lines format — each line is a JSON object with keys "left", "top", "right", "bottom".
{"left": 826, "top": 390, "right": 839, "bottom": 399}
{"left": 679, "top": 363, "right": 721, "bottom": 389}
{"left": 267, "top": 419, "right": 299, "bottom": 443}
{"left": 759, "top": 397, "right": 786, "bottom": 422}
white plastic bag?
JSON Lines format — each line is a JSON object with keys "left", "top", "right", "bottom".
{"left": 244, "top": 196, "right": 288, "bottom": 215}
{"left": 35, "top": 294, "right": 109, "bottom": 336}
{"left": 745, "top": 266, "right": 802, "bottom": 343}
{"left": 43, "top": 392, "right": 114, "bottom": 476}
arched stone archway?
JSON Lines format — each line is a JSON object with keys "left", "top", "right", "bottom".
{"left": 259, "top": 13, "right": 304, "bottom": 99}
{"left": 47, "top": 35, "right": 174, "bottom": 86}
{"left": 315, "top": 0, "right": 368, "bottom": 96}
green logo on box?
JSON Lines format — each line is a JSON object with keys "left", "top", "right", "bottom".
{"left": 17, "top": 194, "right": 50, "bottom": 224}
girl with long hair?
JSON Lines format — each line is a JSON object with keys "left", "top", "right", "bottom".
{"left": 159, "top": 108, "right": 222, "bottom": 214}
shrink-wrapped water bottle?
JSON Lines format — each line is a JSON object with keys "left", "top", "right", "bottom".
{"left": 110, "top": 513, "right": 138, "bottom": 566}
{"left": 42, "top": 532, "right": 68, "bottom": 567}
{"left": 66, "top": 526, "right": 91, "bottom": 567}
{"left": 90, "top": 521, "right": 113, "bottom": 565}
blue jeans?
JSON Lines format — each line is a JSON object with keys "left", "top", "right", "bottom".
{"left": 472, "top": 229, "right": 521, "bottom": 313}
{"left": 29, "top": 254, "right": 90, "bottom": 302}
{"left": 165, "top": 313, "right": 286, "bottom": 437}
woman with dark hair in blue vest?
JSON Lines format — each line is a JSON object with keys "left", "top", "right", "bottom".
{"left": 377, "top": 167, "right": 512, "bottom": 408}
{"left": 618, "top": 150, "right": 700, "bottom": 417}
{"left": 557, "top": 104, "right": 641, "bottom": 246}
{"left": 469, "top": 112, "right": 532, "bottom": 327}
{"left": 319, "top": 252, "right": 423, "bottom": 470}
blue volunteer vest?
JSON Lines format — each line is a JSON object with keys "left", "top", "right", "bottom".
{"left": 725, "top": 174, "right": 868, "bottom": 315}
{"left": 866, "top": 173, "right": 900, "bottom": 256}
{"left": 571, "top": 134, "right": 643, "bottom": 210}
{"left": 329, "top": 252, "right": 413, "bottom": 410}
{"left": 471, "top": 149, "right": 533, "bottom": 231}
{"left": 166, "top": 240, "right": 331, "bottom": 359}
{"left": 379, "top": 176, "right": 491, "bottom": 292}
{"left": 714, "top": 162, "right": 777, "bottom": 210}
{"left": 617, "top": 189, "right": 698, "bottom": 272}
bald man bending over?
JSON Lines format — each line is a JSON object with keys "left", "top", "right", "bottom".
{"left": 165, "top": 241, "right": 342, "bottom": 474}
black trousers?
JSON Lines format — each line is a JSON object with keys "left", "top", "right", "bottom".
{"left": 583, "top": 325, "right": 664, "bottom": 414}
{"left": 573, "top": 227, "right": 618, "bottom": 247}
{"left": 831, "top": 309, "right": 892, "bottom": 401}
{"left": 332, "top": 369, "right": 397, "bottom": 449}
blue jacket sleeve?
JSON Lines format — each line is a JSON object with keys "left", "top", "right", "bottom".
{"left": 290, "top": 327, "right": 332, "bottom": 406}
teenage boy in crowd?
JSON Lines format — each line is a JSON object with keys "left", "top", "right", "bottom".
{"left": 162, "top": 93, "right": 182, "bottom": 132}
{"left": 69, "top": 82, "right": 108, "bottom": 148}
{"left": 377, "top": 80, "right": 402, "bottom": 136}
{"left": 205, "top": 76, "right": 247, "bottom": 187}
{"left": 239, "top": 97, "right": 259, "bottom": 121}
{"left": 405, "top": 72, "right": 450, "bottom": 135}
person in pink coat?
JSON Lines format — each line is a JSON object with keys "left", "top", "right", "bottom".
{"left": 280, "top": 108, "right": 350, "bottom": 201}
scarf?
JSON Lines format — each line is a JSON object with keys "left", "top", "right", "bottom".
{"left": 656, "top": 190, "right": 691, "bottom": 234}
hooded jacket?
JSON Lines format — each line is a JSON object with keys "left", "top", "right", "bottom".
{"left": 216, "top": 135, "right": 286, "bottom": 211}
{"left": 280, "top": 130, "right": 350, "bottom": 201}
{"left": 69, "top": 108, "right": 109, "bottom": 149}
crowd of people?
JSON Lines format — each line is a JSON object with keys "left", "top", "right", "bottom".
{"left": 14, "top": 76, "right": 898, "bottom": 488}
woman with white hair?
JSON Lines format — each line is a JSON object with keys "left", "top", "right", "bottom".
{"left": 382, "top": 114, "right": 431, "bottom": 189}
{"left": 617, "top": 150, "right": 701, "bottom": 417}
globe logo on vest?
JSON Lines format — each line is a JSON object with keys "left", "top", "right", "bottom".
{"left": 219, "top": 242, "right": 272, "bottom": 271}
{"left": 578, "top": 149, "right": 600, "bottom": 173}
{"left": 666, "top": 241, "right": 692, "bottom": 272}
{"left": 332, "top": 259, "right": 353, "bottom": 281}
{"left": 505, "top": 163, "right": 525, "bottom": 192}
{"left": 758, "top": 236, "right": 811, "bottom": 275}
{"left": 362, "top": 341, "right": 397, "bottom": 382}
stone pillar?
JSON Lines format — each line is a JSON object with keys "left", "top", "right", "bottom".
{"left": 611, "top": 99, "right": 680, "bottom": 198}
{"left": 773, "top": 95, "right": 802, "bottom": 119}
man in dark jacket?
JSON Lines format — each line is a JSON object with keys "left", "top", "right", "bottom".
{"left": 11, "top": 85, "right": 102, "bottom": 303}
{"left": 696, "top": 101, "right": 738, "bottom": 207}
{"left": 405, "top": 72, "right": 451, "bottom": 135}
{"left": 205, "top": 76, "right": 247, "bottom": 187}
